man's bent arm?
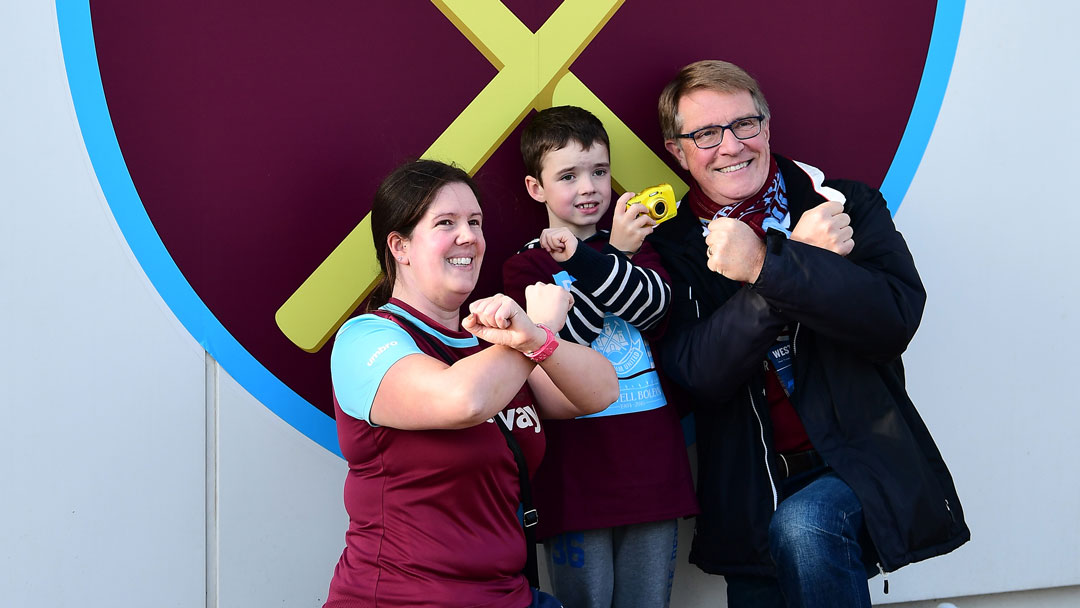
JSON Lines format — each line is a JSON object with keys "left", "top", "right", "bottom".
{"left": 659, "top": 285, "right": 788, "bottom": 403}
{"left": 751, "top": 181, "right": 926, "bottom": 362}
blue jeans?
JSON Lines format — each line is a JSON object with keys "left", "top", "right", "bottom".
{"left": 726, "top": 469, "right": 873, "bottom": 608}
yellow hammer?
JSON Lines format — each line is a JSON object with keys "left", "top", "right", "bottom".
{"left": 275, "top": 0, "right": 685, "bottom": 352}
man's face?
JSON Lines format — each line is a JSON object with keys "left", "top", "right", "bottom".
{"left": 665, "top": 88, "right": 771, "bottom": 207}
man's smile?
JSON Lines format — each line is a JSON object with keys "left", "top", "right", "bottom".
{"left": 717, "top": 160, "right": 751, "bottom": 174}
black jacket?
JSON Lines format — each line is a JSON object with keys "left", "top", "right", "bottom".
{"left": 648, "top": 155, "right": 969, "bottom": 576}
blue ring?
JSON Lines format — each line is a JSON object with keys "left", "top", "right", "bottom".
{"left": 879, "top": 0, "right": 965, "bottom": 214}
{"left": 56, "top": 1, "right": 340, "bottom": 456}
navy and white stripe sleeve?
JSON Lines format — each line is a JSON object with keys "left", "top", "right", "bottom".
{"left": 558, "top": 280, "right": 607, "bottom": 345}
{"left": 560, "top": 242, "right": 671, "bottom": 340}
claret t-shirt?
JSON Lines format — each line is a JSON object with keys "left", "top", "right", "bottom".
{"left": 325, "top": 299, "right": 544, "bottom": 608}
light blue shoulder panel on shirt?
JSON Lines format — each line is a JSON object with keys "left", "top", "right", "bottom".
{"left": 381, "top": 303, "right": 478, "bottom": 350}
{"left": 331, "top": 315, "right": 419, "bottom": 422}
{"left": 330, "top": 304, "right": 479, "bottom": 422}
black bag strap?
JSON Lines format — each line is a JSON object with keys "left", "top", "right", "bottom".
{"left": 491, "top": 411, "right": 541, "bottom": 589}
{"left": 380, "top": 311, "right": 540, "bottom": 588}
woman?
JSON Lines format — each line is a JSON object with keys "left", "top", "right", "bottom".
{"left": 324, "top": 159, "right": 619, "bottom": 608}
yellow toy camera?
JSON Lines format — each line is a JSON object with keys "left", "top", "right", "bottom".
{"left": 627, "top": 184, "right": 677, "bottom": 224}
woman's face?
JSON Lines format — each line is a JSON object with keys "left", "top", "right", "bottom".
{"left": 394, "top": 181, "right": 485, "bottom": 313}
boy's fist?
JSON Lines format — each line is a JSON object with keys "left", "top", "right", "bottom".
{"left": 539, "top": 227, "right": 579, "bottom": 262}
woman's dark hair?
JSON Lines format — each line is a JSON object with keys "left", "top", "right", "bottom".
{"left": 366, "top": 159, "right": 481, "bottom": 311}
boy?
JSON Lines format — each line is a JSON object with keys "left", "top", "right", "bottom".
{"left": 502, "top": 106, "right": 697, "bottom": 608}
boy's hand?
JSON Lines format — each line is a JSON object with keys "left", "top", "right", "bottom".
{"left": 524, "top": 282, "right": 574, "bottom": 332}
{"left": 539, "top": 227, "right": 579, "bottom": 262}
{"left": 610, "top": 191, "right": 656, "bottom": 257}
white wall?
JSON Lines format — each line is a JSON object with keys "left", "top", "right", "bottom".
{"left": 3, "top": 1, "right": 1079, "bottom": 606}
{"left": 885, "top": 0, "right": 1080, "bottom": 601}
{"left": 2, "top": 3, "right": 206, "bottom": 604}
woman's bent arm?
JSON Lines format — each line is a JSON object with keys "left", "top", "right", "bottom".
{"left": 368, "top": 345, "right": 536, "bottom": 430}
{"left": 526, "top": 344, "right": 618, "bottom": 419}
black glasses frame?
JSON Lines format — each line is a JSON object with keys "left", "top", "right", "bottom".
{"left": 677, "top": 115, "right": 766, "bottom": 150}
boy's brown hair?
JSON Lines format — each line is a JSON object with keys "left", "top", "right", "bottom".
{"left": 520, "top": 106, "right": 610, "bottom": 183}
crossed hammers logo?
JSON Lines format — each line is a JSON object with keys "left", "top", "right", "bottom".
{"left": 275, "top": 0, "right": 687, "bottom": 353}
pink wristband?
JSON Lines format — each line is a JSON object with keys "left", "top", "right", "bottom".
{"left": 523, "top": 323, "right": 559, "bottom": 363}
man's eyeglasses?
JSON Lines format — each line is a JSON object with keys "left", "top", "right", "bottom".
{"left": 677, "top": 115, "right": 765, "bottom": 150}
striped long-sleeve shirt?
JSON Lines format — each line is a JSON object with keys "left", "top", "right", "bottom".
{"left": 501, "top": 231, "right": 672, "bottom": 345}
{"left": 500, "top": 230, "right": 698, "bottom": 541}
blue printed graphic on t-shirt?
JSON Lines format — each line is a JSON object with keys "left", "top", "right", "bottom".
{"left": 552, "top": 270, "right": 575, "bottom": 290}
{"left": 552, "top": 269, "right": 666, "bottom": 418}
{"left": 580, "top": 315, "right": 667, "bottom": 418}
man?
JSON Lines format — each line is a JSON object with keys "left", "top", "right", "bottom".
{"left": 648, "top": 60, "right": 969, "bottom": 607}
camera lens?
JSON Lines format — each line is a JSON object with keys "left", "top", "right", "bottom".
{"left": 652, "top": 201, "right": 666, "bottom": 216}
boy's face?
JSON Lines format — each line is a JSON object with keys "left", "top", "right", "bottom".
{"left": 525, "top": 140, "right": 611, "bottom": 240}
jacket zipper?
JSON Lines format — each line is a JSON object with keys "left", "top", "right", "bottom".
{"left": 874, "top": 504, "right": 955, "bottom": 594}
{"left": 748, "top": 385, "right": 778, "bottom": 510}
{"left": 755, "top": 322, "right": 802, "bottom": 511}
